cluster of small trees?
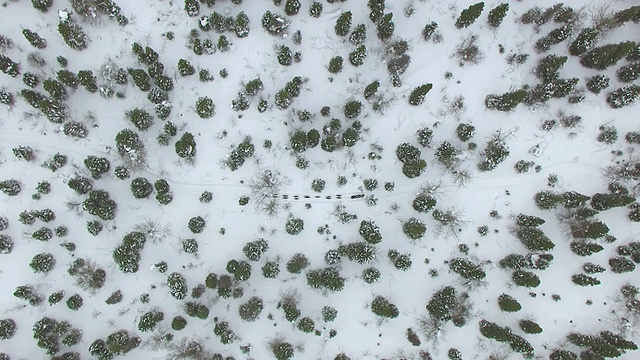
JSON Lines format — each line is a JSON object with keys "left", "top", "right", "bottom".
{"left": 396, "top": 143, "right": 427, "bottom": 178}
{"left": 478, "top": 132, "right": 510, "bottom": 171}
{"left": 565, "top": 331, "right": 637, "bottom": 358}
{"left": 113, "top": 231, "right": 146, "bottom": 273}
{"left": 89, "top": 330, "right": 140, "bottom": 360}
{"left": 479, "top": 319, "right": 534, "bottom": 357}
{"left": 32, "top": 316, "right": 82, "bottom": 355}
{"left": 426, "top": 286, "right": 472, "bottom": 327}
{"left": 225, "top": 137, "right": 255, "bottom": 171}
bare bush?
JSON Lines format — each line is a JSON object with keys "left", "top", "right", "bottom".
{"left": 166, "top": 337, "right": 213, "bottom": 360}
{"left": 454, "top": 35, "right": 483, "bottom": 66}
{"left": 134, "top": 218, "right": 172, "bottom": 244}
{"left": 249, "top": 170, "right": 288, "bottom": 217}
{"left": 416, "top": 314, "right": 446, "bottom": 347}
{"left": 432, "top": 208, "right": 468, "bottom": 239}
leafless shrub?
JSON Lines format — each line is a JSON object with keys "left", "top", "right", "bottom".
{"left": 27, "top": 52, "right": 46, "bottom": 67}
{"left": 416, "top": 314, "right": 446, "bottom": 346}
{"left": 454, "top": 35, "right": 483, "bottom": 66}
{"left": 451, "top": 169, "right": 473, "bottom": 187}
{"left": 432, "top": 207, "right": 468, "bottom": 240}
{"left": 133, "top": 218, "right": 172, "bottom": 244}
{"left": 141, "top": 327, "right": 172, "bottom": 351}
{"left": 166, "top": 337, "right": 212, "bottom": 360}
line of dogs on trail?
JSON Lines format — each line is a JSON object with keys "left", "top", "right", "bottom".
{"left": 268, "top": 193, "right": 366, "bottom": 200}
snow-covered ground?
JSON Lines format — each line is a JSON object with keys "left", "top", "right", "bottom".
{"left": 0, "top": 0, "right": 639, "bottom": 359}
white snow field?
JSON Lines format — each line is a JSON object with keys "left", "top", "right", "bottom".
{"left": 1, "top": 0, "right": 640, "bottom": 359}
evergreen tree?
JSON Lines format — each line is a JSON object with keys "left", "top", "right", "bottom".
{"left": 569, "top": 27, "right": 600, "bottom": 56}
{"left": 128, "top": 68, "right": 151, "bottom": 91}
{"left": 328, "top": 56, "right": 343, "bottom": 74}
{"left": 167, "top": 272, "right": 188, "bottom": 299}
{"left": 609, "top": 256, "right": 636, "bottom": 273}
{"left": 376, "top": 13, "right": 394, "bottom": 41}
{"left": 277, "top": 45, "right": 292, "bottom": 65}
{"left": 235, "top": 11, "right": 250, "bottom": 38}
{"left": 485, "top": 90, "right": 527, "bottom": 111}
{"left": 195, "top": 96, "right": 215, "bottom": 118}
{"left": 31, "top": 0, "right": 53, "bottom": 12}
{"left": 0, "top": 234, "right": 13, "bottom": 254}
{"left": 22, "top": 29, "right": 47, "bottom": 49}
{"left": 239, "top": 296, "right": 264, "bottom": 321}
{"left": 285, "top": 217, "right": 304, "bottom": 235}
{"left": 388, "top": 250, "right": 412, "bottom": 271}
{"left": 261, "top": 11, "right": 289, "bottom": 37}
{"left": 285, "top": 0, "right": 300, "bottom": 16}
{"left": 478, "top": 134, "right": 510, "bottom": 171}
{"left": 423, "top": 22, "right": 438, "bottom": 41}
{"left": 455, "top": 2, "right": 485, "bottom": 29}
{"left": 534, "top": 190, "right": 564, "bottom": 209}
{"left": 335, "top": 11, "right": 352, "bottom": 36}
{"left": 309, "top": 2, "right": 323, "bottom": 18}
{"left": 426, "top": 286, "right": 457, "bottom": 321}
{"left": 39, "top": 98, "right": 69, "bottom": 124}
{"left": 55, "top": 70, "right": 78, "bottom": 90}
{"left": 487, "top": 3, "right": 509, "bottom": 27}
{"left": 243, "top": 239, "right": 269, "bottom": 261}
{"left": 449, "top": 257, "right": 486, "bottom": 282}
{"left": 0, "top": 89, "right": 14, "bottom": 106}
{"left": 497, "top": 293, "right": 521, "bottom": 312}
{"left": 0, "top": 179, "right": 21, "bottom": 196}
{"left": 617, "top": 62, "right": 640, "bottom": 83}
{"left": 306, "top": 267, "right": 345, "bottom": 292}
{"left": 175, "top": 132, "right": 197, "bottom": 159}
{"left": 516, "top": 227, "right": 555, "bottom": 251}
{"left": 403, "top": 217, "right": 426, "bottom": 239}
{"left": 184, "top": 0, "right": 199, "bottom": 17}
{"left": 364, "top": 80, "right": 379, "bottom": 100}
{"left": 126, "top": 108, "right": 154, "bottom": 131}
{"left": 77, "top": 70, "right": 98, "bottom": 93}
{"left": 217, "top": 35, "right": 230, "bottom": 52}
{"left": 535, "top": 25, "right": 571, "bottom": 53}
{"left": 58, "top": 17, "right": 89, "bottom": 50}
{"left": 84, "top": 155, "right": 110, "bottom": 179}
{"left": 580, "top": 41, "right": 636, "bottom": 70}
{"left": 456, "top": 123, "right": 475, "bottom": 142}
{"left": 130, "top": 177, "right": 153, "bottom": 199}
{"left": 270, "top": 339, "right": 294, "bottom": 360}
{"left": 512, "top": 270, "right": 540, "bottom": 287}
{"left": 0, "top": 319, "right": 16, "bottom": 340}
{"left": 177, "top": 59, "right": 195, "bottom": 76}
{"left": 607, "top": 85, "right": 640, "bottom": 109}
{"left": 30, "top": 252, "right": 55, "bottom": 273}
{"left": 83, "top": 190, "right": 117, "bottom": 220}
{"left": 359, "top": 220, "right": 382, "bottom": 244}
{"left": 23, "top": 72, "right": 40, "bottom": 88}
{"left": 343, "top": 100, "right": 362, "bottom": 119}
{"left": 154, "top": 74, "right": 173, "bottom": 92}
{"left": 43, "top": 79, "right": 68, "bottom": 100}
{"left": 408, "top": 84, "right": 433, "bottom": 105}
{"left": 535, "top": 54, "right": 567, "bottom": 82}
{"left": 571, "top": 274, "right": 601, "bottom": 286}
{"left": 350, "top": 24, "right": 367, "bottom": 45}
{"left": 368, "top": 0, "right": 385, "bottom": 24}
{"left": 138, "top": 310, "right": 164, "bottom": 332}
{"left": 371, "top": 296, "right": 399, "bottom": 318}
{"left": 115, "top": 128, "right": 146, "bottom": 168}
{"left": 413, "top": 193, "right": 437, "bottom": 213}
{"left": 338, "top": 242, "right": 376, "bottom": 264}
{"left": 348, "top": 45, "right": 367, "bottom": 66}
